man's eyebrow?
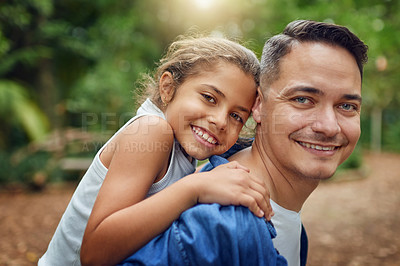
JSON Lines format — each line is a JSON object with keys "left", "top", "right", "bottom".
{"left": 282, "top": 86, "right": 323, "bottom": 96}
{"left": 343, "top": 94, "right": 362, "bottom": 103}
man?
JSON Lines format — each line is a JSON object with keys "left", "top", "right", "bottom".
{"left": 119, "top": 20, "right": 368, "bottom": 266}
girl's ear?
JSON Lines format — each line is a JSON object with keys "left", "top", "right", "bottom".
{"left": 159, "top": 72, "right": 175, "bottom": 104}
{"left": 252, "top": 87, "right": 264, "bottom": 123}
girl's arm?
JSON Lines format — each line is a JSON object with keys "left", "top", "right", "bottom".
{"left": 81, "top": 116, "right": 271, "bottom": 266}
{"left": 81, "top": 116, "right": 182, "bottom": 265}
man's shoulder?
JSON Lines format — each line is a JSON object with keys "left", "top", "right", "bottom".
{"left": 179, "top": 203, "right": 276, "bottom": 238}
{"left": 173, "top": 204, "right": 287, "bottom": 265}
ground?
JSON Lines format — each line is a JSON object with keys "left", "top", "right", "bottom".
{"left": 0, "top": 152, "right": 399, "bottom": 266}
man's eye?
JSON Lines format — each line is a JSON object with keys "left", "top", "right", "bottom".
{"left": 294, "top": 97, "right": 310, "bottom": 104}
{"left": 202, "top": 94, "right": 215, "bottom": 103}
{"left": 339, "top": 103, "right": 358, "bottom": 112}
{"left": 230, "top": 113, "right": 244, "bottom": 123}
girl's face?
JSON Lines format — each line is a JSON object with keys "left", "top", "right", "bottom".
{"left": 161, "top": 62, "right": 257, "bottom": 160}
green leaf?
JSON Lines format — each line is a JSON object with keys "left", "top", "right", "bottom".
{"left": 0, "top": 80, "right": 49, "bottom": 141}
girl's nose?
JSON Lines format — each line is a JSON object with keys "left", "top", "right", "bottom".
{"left": 209, "top": 111, "right": 228, "bottom": 131}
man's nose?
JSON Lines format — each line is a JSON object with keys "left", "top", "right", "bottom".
{"left": 310, "top": 107, "right": 341, "bottom": 137}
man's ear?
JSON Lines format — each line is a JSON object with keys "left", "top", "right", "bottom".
{"left": 159, "top": 72, "right": 175, "bottom": 103}
{"left": 252, "top": 87, "right": 264, "bottom": 123}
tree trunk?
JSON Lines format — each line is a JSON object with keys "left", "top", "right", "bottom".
{"left": 37, "top": 58, "right": 66, "bottom": 159}
{"left": 37, "top": 58, "right": 60, "bottom": 130}
{"left": 371, "top": 107, "right": 382, "bottom": 152}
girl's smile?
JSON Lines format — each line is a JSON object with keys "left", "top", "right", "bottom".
{"left": 192, "top": 125, "right": 219, "bottom": 146}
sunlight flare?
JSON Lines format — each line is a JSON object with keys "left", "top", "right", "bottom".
{"left": 193, "top": 0, "right": 214, "bottom": 9}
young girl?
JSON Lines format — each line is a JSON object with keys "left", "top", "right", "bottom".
{"left": 39, "top": 36, "right": 272, "bottom": 266}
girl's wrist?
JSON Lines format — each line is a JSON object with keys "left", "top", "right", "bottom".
{"left": 180, "top": 173, "right": 203, "bottom": 205}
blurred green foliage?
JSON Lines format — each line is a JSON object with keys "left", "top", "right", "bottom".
{"left": 1, "top": 0, "right": 399, "bottom": 186}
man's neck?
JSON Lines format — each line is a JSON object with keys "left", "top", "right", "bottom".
{"left": 229, "top": 139, "right": 319, "bottom": 212}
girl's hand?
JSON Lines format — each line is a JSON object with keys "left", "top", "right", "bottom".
{"left": 188, "top": 161, "right": 274, "bottom": 220}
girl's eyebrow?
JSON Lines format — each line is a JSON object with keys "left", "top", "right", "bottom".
{"left": 202, "top": 84, "right": 225, "bottom": 97}
{"left": 202, "top": 84, "right": 251, "bottom": 114}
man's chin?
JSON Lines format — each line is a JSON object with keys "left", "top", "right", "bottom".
{"left": 297, "top": 164, "right": 338, "bottom": 181}
{"left": 307, "top": 169, "right": 337, "bottom": 180}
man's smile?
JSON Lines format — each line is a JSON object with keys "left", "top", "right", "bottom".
{"left": 297, "top": 141, "right": 338, "bottom": 151}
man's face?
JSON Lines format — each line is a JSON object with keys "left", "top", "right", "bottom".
{"left": 254, "top": 42, "right": 362, "bottom": 180}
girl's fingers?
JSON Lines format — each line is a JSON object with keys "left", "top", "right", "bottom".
{"left": 248, "top": 180, "right": 273, "bottom": 218}
{"left": 224, "top": 165, "right": 273, "bottom": 219}
{"left": 203, "top": 162, "right": 274, "bottom": 220}
{"left": 240, "top": 178, "right": 273, "bottom": 220}
{"left": 239, "top": 194, "right": 265, "bottom": 218}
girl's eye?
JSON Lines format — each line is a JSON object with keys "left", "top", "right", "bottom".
{"left": 338, "top": 103, "right": 358, "bottom": 112}
{"left": 202, "top": 94, "right": 216, "bottom": 103}
{"left": 230, "top": 113, "right": 244, "bottom": 123}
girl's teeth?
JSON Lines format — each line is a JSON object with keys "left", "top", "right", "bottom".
{"left": 193, "top": 127, "right": 217, "bottom": 144}
{"left": 208, "top": 137, "right": 216, "bottom": 144}
{"left": 195, "top": 129, "right": 203, "bottom": 136}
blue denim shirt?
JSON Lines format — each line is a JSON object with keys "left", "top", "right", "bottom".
{"left": 119, "top": 153, "right": 288, "bottom": 266}
{"left": 119, "top": 203, "right": 287, "bottom": 266}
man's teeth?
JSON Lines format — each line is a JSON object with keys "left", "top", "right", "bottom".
{"left": 299, "top": 141, "right": 335, "bottom": 151}
{"left": 193, "top": 127, "right": 217, "bottom": 144}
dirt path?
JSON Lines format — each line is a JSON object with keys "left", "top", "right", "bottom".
{"left": 302, "top": 152, "right": 400, "bottom": 266}
{"left": 0, "top": 152, "right": 399, "bottom": 265}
